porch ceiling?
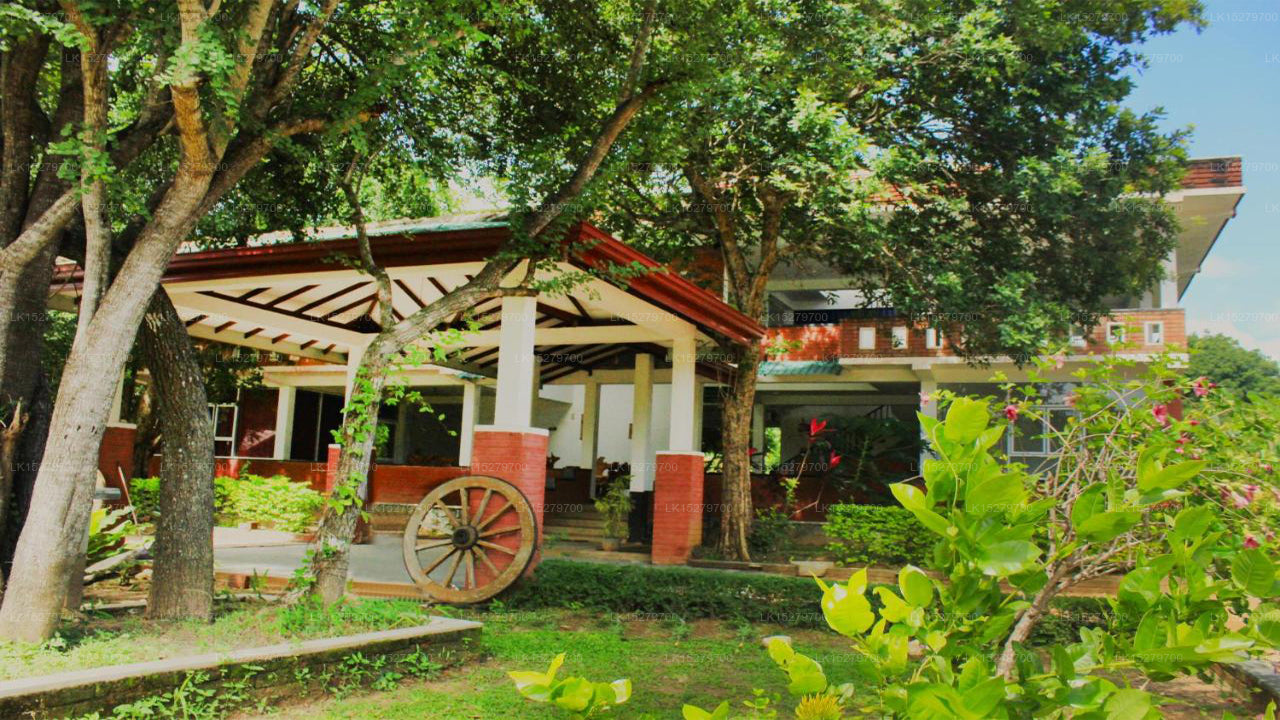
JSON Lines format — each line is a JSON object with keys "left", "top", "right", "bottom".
{"left": 48, "top": 220, "right": 763, "bottom": 380}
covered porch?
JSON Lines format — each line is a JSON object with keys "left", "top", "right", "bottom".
{"left": 64, "top": 216, "right": 763, "bottom": 565}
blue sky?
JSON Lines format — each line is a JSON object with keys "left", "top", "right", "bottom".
{"left": 1124, "top": 0, "right": 1280, "bottom": 358}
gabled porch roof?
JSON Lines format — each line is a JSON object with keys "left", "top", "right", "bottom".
{"left": 50, "top": 217, "right": 764, "bottom": 381}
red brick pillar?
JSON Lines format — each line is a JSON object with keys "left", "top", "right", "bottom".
{"left": 651, "top": 451, "right": 705, "bottom": 565}
{"left": 469, "top": 425, "right": 549, "bottom": 579}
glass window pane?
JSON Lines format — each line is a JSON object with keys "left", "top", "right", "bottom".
{"left": 1011, "top": 413, "right": 1043, "bottom": 454}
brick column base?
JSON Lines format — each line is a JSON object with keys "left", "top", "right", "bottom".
{"left": 651, "top": 451, "right": 705, "bottom": 565}
{"left": 470, "top": 425, "right": 549, "bottom": 579}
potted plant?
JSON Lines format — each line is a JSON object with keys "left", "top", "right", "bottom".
{"left": 594, "top": 481, "right": 632, "bottom": 551}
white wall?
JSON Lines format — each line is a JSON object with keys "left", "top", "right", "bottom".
{"left": 540, "top": 383, "right": 674, "bottom": 469}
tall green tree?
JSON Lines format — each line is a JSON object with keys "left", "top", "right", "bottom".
{"left": 1188, "top": 333, "right": 1279, "bottom": 396}
{"left": 603, "top": 0, "right": 1199, "bottom": 559}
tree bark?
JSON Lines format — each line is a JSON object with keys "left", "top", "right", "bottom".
{"left": 130, "top": 383, "right": 159, "bottom": 481}
{"left": 139, "top": 289, "right": 215, "bottom": 621}
{"left": 719, "top": 340, "right": 761, "bottom": 560}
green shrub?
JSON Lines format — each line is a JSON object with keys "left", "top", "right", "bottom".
{"left": 215, "top": 474, "right": 322, "bottom": 532}
{"left": 128, "top": 477, "right": 161, "bottom": 522}
{"left": 504, "top": 559, "right": 841, "bottom": 628}
{"left": 822, "top": 503, "right": 934, "bottom": 566}
{"left": 129, "top": 473, "right": 321, "bottom": 532}
{"left": 748, "top": 507, "right": 792, "bottom": 557}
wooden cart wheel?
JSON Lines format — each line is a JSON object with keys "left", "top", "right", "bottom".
{"left": 402, "top": 475, "right": 537, "bottom": 604}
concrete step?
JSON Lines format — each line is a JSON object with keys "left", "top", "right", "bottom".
{"left": 544, "top": 527, "right": 608, "bottom": 542}
{"left": 544, "top": 516, "right": 606, "bottom": 530}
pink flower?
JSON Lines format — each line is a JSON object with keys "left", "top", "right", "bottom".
{"left": 1244, "top": 485, "right": 1261, "bottom": 503}
{"left": 919, "top": 392, "right": 931, "bottom": 406}
{"left": 1004, "top": 404, "right": 1019, "bottom": 422}
{"left": 1065, "top": 393, "right": 1078, "bottom": 408}
{"left": 1264, "top": 464, "right": 1274, "bottom": 474}
{"left": 1189, "top": 419, "right": 1200, "bottom": 426}
{"left": 1152, "top": 404, "right": 1170, "bottom": 427}
{"left": 808, "top": 418, "right": 828, "bottom": 439}
{"left": 1228, "top": 491, "right": 1251, "bottom": 509}
{"left": 1244, "top": 535, "right": 1261, "bottom": 550}
{"left": 1174, "top": 446, "right": 1185, "bottom": 454}
{"left": 1192, "top": 376, "right": 1211, "bottom": 398}
{"left": 1051, "top": 353, "right": 1066, "bottom": 369}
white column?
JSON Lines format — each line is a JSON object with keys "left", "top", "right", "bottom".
{"left": 1160, "top": 248, "right": 1179, "bottom": 308}
{"left": 272, "top": 386, "right": 296, "bottom": 460}
{"left": 580, "top": 379, "right": 600, "bottom": 470}
{"left": 344, "top": 339, "right": 369, "bottom": 404}
{"left": 669, "top": 335, "right": 698, "bottom": 452}
{"left": 751, "top": 403, "right": 765, "bottom": 453}
{"left": 630, "top": 353, "right": 654, "bottom": 492}
{"left": 459, "top": 381, "right": 479, "bottom": 466}
{"left": 494, "top": 295, "right": 538, "bottom": 427}
{"left": 918, "top": 378, "right": 938, "bottom": 470}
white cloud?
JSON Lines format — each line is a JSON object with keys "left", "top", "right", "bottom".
{"left": 1187, "top": 315, "right": 1280, "bottom": 360}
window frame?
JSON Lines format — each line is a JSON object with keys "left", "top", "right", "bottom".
{"left": 1106, "top": 322, "right": 1127, "bottom": 345}
{"left": 891, "top": 325, "right": 908, "bottom": 349}
{"left": 1005, "top": 404, "right": 1073, "bottom": 458}
{"left": 858, "top": 326, "right": 876, "bottom": 350}
{"left": 209, "top": 402, "right": 239, "bottom": 458}
{"left": 1144, "top": 321, "right": 1165, "bottom": 346}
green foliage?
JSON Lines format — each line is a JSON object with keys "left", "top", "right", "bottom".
{"left": 1188, "top": 333, "right": 1280, "bottom": 396}
{"left": 692, "top": 357, "right": 1280, "bottom": 717}
{"left": 504, "top": 559, "right": 836, "bottom": 629}
{"left": 747, "top": 507, "right": 792, "bottom": 558}
{"left": 593, "top": 483, "right": 632, "bottom": 540}
{"left": 508, "top": 652, "right": 631, "bottom": 718}
{"left": 86, "top": 507, "right": 135, "bottom": 564}
{"left": 129, "top": 474, "right": 321, "bottom": 532}
{"left": 274, "top": 597, "right": 432, "bottom": 637}
{"left": 823, "top": 505, "right": 934, "bottom": 567}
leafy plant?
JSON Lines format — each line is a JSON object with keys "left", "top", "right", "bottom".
{"left": 593, "top": 482, "right": 632, "bottom": 541}
{"left": 130, "top": 473, "right": 322, "bottom": 532}
{"left": 748, "top": 507, "right": 792, "bottom": 558}
{"left": 688, "top": 357, "right": 1280, "bottom": 717}
{"left": 86, "top": 507, "right": 135, "bottom": 564}
{"left": 822, "top": 504, "right": 933, "bottom": 567}
{"left": 509, "top": 653, "right": 631, "bottom": 718}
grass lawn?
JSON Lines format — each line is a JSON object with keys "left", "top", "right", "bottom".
{"left": 0, "top": 597, "right": 434, "bottom": 682}
{"left": 257, "top": 608, "right": 868, "bottom": 718}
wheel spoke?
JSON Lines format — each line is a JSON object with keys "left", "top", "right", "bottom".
{"left": 415, "top": 539, "right": 453, "bottom": 552}
{"left": 444, "top": 548, "right": 465, "bottom": 588}
{"left": 422, "top": 546, "right": 458, "bottom": 577}
{"left": 464, "top": 548, "right": 476, "bottom": 588}
{"left": 431, "top": 500, "right": 460, "bottom": 529}
{"left": 477, "top": 539, "right": 517, "bottom": 555}
{"left": 479, "top": 525, "right": 521, "bottom": 539}
{"left": 457, "top": 487, "right": 469, "bottom": 525}
{"left": 473, "top": 546, "right": 501, "bottom": 578}
{"left": 472, "top": 489, "right": 494, "bottom": 529}
{"left": 474, "top": 499, "right": 512, "bottom": 532}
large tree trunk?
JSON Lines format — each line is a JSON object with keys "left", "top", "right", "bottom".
{"left": 139, "top": 290, "right": 215, "bottom": 620}
{"left": 718, "top": 340, "right": 761, "bottom": 560}
{"left": 0, "top": 163, "right": 213, "bottom": 641}
{"left": 130, "top": 383, "right": 160, "bottom": 481}
{"left": 302, "top": 349, "right": 392, "bottom": 605}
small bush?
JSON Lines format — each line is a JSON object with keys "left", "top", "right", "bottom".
{"left": 129, "top": 473, "right": 322, "bottom": 532}
{"left": 822, "top": 503, "right": 934, "bottom": 567}
{"left": 747, "top": 507, "right": 792, "bottom": 557}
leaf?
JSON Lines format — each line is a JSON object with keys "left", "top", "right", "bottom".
{"left": 1138, "top": 460, "right": 1205, "bottom": 492}
{"left": 551, "top": 676, "right": 595, "bottom": 712}
{"left": 965, "top": 472, "right": 1026, "bottom": 516}
{"left": 1172, "top": 506, "right": 1214, "bottom": 539}
{"left": 1104, "top": 688, "right": 1154, "bottom": 720}
{"left": 891, "top": 483, "right": 952, "bottom": 536}
{"left": 682, "top": 701, "right": 730, "bottom": 720}
{"left": 944, "top": 397, "right": 990, "bottom": 444}
{"left": 817, "top": 576, "right": 875, "bottom": 636}
{"left": 1070, "top": 483, "right": 1106, "bottom": 528}
{"left": 977, "top": 540, "right": 1041, "bottom": 577}
{"left": 899, "top": 565, "right": 934, "bottom": 607}
{"left": 1232, "top": 548, "right": 1277, "bottom": 596}
{"left": 609, "top": 679, "right": 631, "bottom": 704}
{"left": 1076, "top": 511, "right": 1141, "bottom": 544}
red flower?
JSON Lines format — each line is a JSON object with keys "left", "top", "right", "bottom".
{"left": 1192, "top": 376, "right": 1211, "bottom": 398}
{"left": 748, "top": 447, "right": 760, "bottom": 457}
{"left": 1004, "top": 404, "right": 1019, "bottom": 422}
{"left": 1152, "top": 404, "right": 1170, "bottom": 427}
{"left": 808, "top": 418, "right": 828, "bottom": 439}
{"left": 1244, "top": 535, "right": 1261, "bottom": 550}
{"left": 1244, "top": 484, "right": 1261, "bottom": 503}
{"left": 829, "top": 451, "right": 843, "bottom": 469}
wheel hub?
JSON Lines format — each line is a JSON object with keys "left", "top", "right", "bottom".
{"left": 451, "top": 525, "right": 479, "bottom": 549}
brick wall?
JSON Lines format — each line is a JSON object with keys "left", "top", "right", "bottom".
{"left": 235, "top": 388, "right": 277, "bottom": 458}
{"left": 99, "top": 425, "right": 137, "bottom": 496}
{"left": 766, "top": 323, "right": 842, "bottom": 360}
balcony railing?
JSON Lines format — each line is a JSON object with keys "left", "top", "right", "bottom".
{"left": 764, "top": 308, "right": 1186, "bottom": 362}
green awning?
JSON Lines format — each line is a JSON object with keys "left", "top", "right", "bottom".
{"left": 758, "top": 360, "right": 841, "bottom": 376}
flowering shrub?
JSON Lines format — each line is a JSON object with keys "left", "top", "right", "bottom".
{"left": 683, "top": 356, "right": 1280, "bottom": 718}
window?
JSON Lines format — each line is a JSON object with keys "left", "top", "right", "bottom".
{"left": 1106, "top": 323, "right": 1127, "bottom": 345}
{"left": 925, "top": 328, "right": 942, "bottom": 349}
{"left": 209, "top": 403, "right": 238, "bottom": 457}
{"left": 1006, "top": 406, "right": 1074, "bottom": 458}
{"left": 1144, "top": 321, "right": 1164, "bottom": 346}
{"left": 377, "top": 403, "right": 399, "bottom": 462}
{"left": 891, "top": 326, "right": 908, "bottom": 349}
{"left": 1069, "top": 326, "right": 1088, "bottom": 348}
{"left": 858, "top": 326, "right": 876, "bottom": 350}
